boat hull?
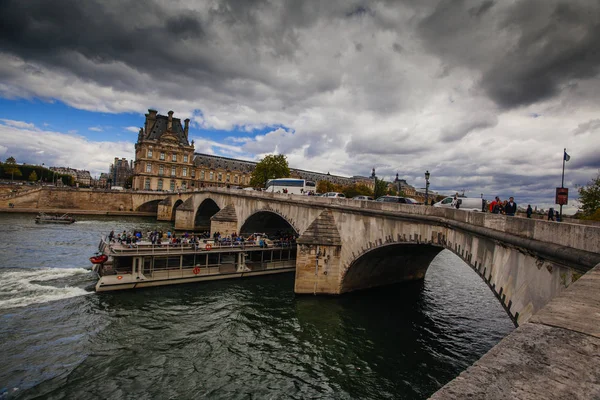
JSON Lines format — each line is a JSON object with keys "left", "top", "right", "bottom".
{"left": 95, "top": 266, "right": 295, "bottom": 292}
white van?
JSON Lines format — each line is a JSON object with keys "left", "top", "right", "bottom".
{"left": 434, "top": 197, "right": 484, "bottom": 212}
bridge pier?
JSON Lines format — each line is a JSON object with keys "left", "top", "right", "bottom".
{"left": 295, "top": 210, "right": 343, "bottom": 294}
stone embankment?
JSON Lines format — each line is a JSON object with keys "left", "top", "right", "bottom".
{"left": 430, "top": 262, "right": 600, "bottom": 399}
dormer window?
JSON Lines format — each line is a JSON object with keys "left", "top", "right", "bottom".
{"left": 183, "top": 155, "right": 188, "bottom": 163}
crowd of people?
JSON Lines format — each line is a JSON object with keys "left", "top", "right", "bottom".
{"left": 484, "top": 197, "right": 562, "bottom": 221}
{"left": 107, "top": 229, "right": 297, "bottom": 249}
{"left": 487, "top": 196, "right": 518, "bottom": 216}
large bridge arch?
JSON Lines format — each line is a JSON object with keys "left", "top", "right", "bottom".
{"left": 340, "top": 243, "right": 445, "bottom": 294}
{"left": 136, "top": 199, "right": 163, "bottom": 212}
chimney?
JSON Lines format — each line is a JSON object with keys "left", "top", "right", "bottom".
{"left": 184, "top": 118, "right": 190, "bottom": 140}
{"left": 145, "top": 109, "right": 158, "bottom": 136}
{"left": 167, "top": 110, "right": 174, "bottom": 131}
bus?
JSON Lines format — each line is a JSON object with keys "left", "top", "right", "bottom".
{"left": 265, "top": 178, "right": 316, "bottom": 195}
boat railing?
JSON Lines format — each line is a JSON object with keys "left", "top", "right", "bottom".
{"left": 105, "top": 239, "right": 296, "bottom": 255}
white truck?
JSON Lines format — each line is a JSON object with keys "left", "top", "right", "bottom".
{"left": 433, "top": 196, "right": 485, "bottom": 212}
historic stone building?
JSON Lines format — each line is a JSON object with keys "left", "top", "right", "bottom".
{"left": 110, "top": 157, "right": 133, "bottom": 187}
{"left": 131, "top": 109, "right": 380, "bottom": 192}
{"left": 132, "top": 110, "right": 195, "bottom": 191}
{"left": 49, "top": 166, "right": 91, "bottom": 187}
{"left": 193, "top": 153, "right": 255, "bottom": 188}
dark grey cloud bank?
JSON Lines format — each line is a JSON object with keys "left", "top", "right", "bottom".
{"left": 0, "top": 0, "right": 599, "bottom": 210}
{"left": 418, "top": 0, "right": 600, "bottom": 108}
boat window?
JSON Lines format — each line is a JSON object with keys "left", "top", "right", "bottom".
{"left": 442, "top": 198, "right": 452, "bottom": 204}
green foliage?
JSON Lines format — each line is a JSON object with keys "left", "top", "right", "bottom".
{"left": 342, "top": 183, "right": 373, "bottom": 198}
{"left": 373, "top": 177, "right": 388, "bottom": 199}
{"left": 317, "top": 180, "right": 337, "bottom": 194}
{"left": 28, "top": 171, "right": 38, "bottom": 181}
{"left": 2, "top": 156, "right": 21, "bottom": 179}
{"left": 578, "top": 171, "right": 600, "bottom": 220}
{"left": 249, "top": 154, "right": 290, "bottom": 187}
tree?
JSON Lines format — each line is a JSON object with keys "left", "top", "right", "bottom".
{"left": 578, "top": 171, "right": 600, "bottom": 220}
{"left": 4, "top": 156, "right": 22, "bottom": 181}
{"left": 317, "top": 180, "right": 337, "bottom": 194}
{"left": 249, "top": 154, "right": 290, "bottom": 187}
{"left": 28, "top": 171, "right": 38, "bottom": 182}
{"left": 341, "top": 183, "right": 373, "bottom": 198}
{"left": 373, "top": 177, "right": 388, "bottom": 199}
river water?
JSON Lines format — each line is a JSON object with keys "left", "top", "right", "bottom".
{"left": 0, "top": 213, "right": 514, "bottom": 399}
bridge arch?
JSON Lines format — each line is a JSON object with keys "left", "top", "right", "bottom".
{"left": 194, "top": 198, "right": 221, "bottom": 231}
{"left": 136, "top": 199, "right": 163, "bottom": 212}
{"left": 171, "top": 199, "right": 184, "bottom": 221}
{"left": 341, "top": 242, "right": 444, "bottom": 294}
{"left": 240, "top": 210, "right": 299, "bottom": 237}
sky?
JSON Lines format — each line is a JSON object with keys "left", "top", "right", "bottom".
{"left": 0, "top": 0, "right": 599, "bottom": 214}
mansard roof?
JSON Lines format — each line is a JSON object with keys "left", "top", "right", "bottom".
{"left": 145, "top": 115, "right": 189, "bottom": 146}
{"left": 193, "top": 153, "right": 256, "bottom": 173}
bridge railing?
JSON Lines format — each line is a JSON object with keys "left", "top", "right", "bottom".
{"left": 191, "top": 187, "right": 600, "bottom": 256}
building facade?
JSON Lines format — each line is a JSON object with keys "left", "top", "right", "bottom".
{"left": 49, "top": 167, "right": 91, "bottom": 187}
{"left": 110, "top": 158, "right": 133, "bottom": 188}
{"left": 131, "top": 109, "right": 381, "bottom": 192}
{"left": 132, "top": 110, "right": 196, "bottom": 191}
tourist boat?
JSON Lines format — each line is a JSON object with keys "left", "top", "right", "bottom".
{"left": 35, "top": 212, "right": 76, "bottom": 224}
{"left": 91, "top": 236, "right": 297, "bottom": 292}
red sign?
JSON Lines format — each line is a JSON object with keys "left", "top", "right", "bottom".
{"left": 555, "top": 188, "right": 568, "bottom": 205}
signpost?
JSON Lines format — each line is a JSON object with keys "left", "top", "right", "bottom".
{"left": 558, "top": 148, "right": 570, "bottom": 221}
{"left": 555, "top": 187, "right": 568, "bottom": 206}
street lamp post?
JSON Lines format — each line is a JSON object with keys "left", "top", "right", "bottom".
{"left": 424, "top": 170, "right": 430, "bottom": 205}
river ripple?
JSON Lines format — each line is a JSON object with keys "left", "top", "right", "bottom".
{"left": 0, "top": 213, "right": 514, "bottom": 399}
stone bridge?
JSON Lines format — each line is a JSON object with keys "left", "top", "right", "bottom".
{"left": 157, "top": 187, "right": 600, "bottom": 326}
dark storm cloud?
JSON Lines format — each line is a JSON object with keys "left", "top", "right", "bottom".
{"left": 0, "top": 0, "right": 310, "bottom": 100}
{"left": 418, "top": 0, "right": 600, "bottom": 109}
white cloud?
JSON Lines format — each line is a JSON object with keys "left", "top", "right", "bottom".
{"left": 125, "top": 126, "right": 139, "bottom": 133}
{"left": 0, "top": 119, "right": 35, "bottom": 129}
{"left": 88, "top": 126, "right": 103, "bottom": 132}
{"left": 0, "top": 120, "right": 134, "bottom": 177}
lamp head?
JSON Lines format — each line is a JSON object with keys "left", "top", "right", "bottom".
{"left": 425, "top": 170, "right": 430, "bottom": 180}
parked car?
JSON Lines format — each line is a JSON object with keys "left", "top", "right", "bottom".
{"left": 376, "top": 195, "right": 418, "bottom": 204}
{"left": 433, "top": 197, "right": 485, "bottom": 211}
{"left": 352, "top": 195, "right": 373, "bottom": 201}
{"left": 323, "top": 192, "right": 346, "bottom": 198}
